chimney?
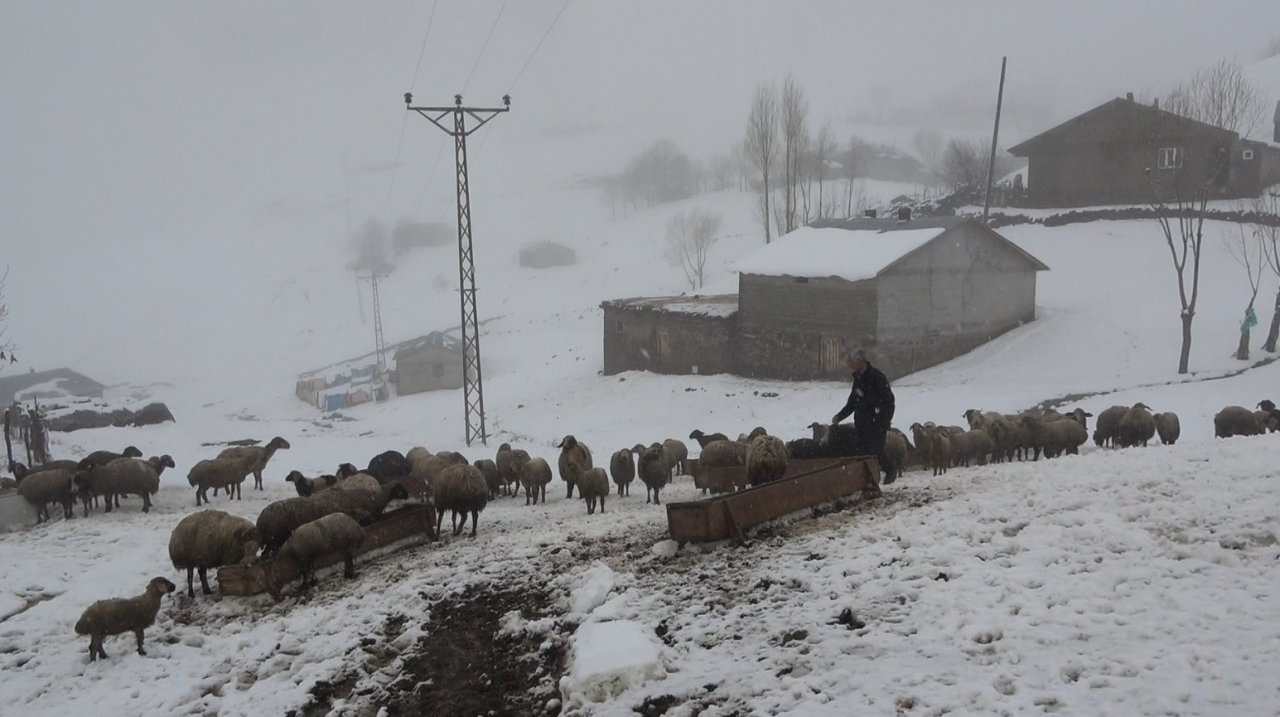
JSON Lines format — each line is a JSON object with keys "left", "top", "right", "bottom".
{"left": 1126, "top": 92, "right": 1134, "bottom": 102}
{"left": 897, "top": 206, "right": 911, "bottom": 222}
{"left": 1274, "top": 100, "right": 1279, "bottom": 143}
{"left": 864, "top": 209, "right": 877, "bottom": 218}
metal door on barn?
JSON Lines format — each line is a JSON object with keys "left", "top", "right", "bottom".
{"left": 657, "top": 330, "right": 672, "bottom": 368}
{"left": 819, "top": 336, "right": 842, "bottom": 376}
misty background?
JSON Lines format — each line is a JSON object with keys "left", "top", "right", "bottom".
{"left": 2, "top": 0, "right": 1275, "bottom": 391}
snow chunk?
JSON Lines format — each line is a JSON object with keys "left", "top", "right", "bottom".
{"left": 560, "top": 620, "right": 666, "bottom": 703}
{"left": 650, "top": 540, "right": 679, "bottom": 559}
{"left": 734, "top": 226, "right": 941, "bottom": 282}
{"left": 569, "top": 561, "right": 617, "bottom": 615}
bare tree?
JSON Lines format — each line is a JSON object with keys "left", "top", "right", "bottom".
{"left": 620, "top": 140, "right": 696, "bottom": 208}
{"left": 1164, "top": 59, "right": 1266, "bottom": 137}
{"left": 809, "top": 122, "right": 837, "bottom": 221}
{"left": 941, "top": 138, "right": 987, "bottom": 191}
{"left": 1145, "top": 148, "right": 1228, "bottom": 374}
{"left": 744, "top": 82, "right": 780, "bottom": 243}
{"left": 1256, "top": 192, "right": 1280, "bottom": 352}
{"left": 0, "top": 267, "right": 15, "bottom": 371}
{"left": 913, "top": 128, "right": 944, "bottom": 192}
{"left": 842, "top": 136, "right": 864, "bottom": 216}
{"left": 663, "top": 209, "right": 722, "bottom": 291}
{"left": 1224, "top": 219, "right": 1265, "bottom": 360}
{"left": 780, "top": 74, "right": 809, "bottom": 234}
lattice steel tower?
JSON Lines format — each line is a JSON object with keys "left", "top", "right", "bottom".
{"left": 405, "top": 93, "right": 510, "bottom": 446}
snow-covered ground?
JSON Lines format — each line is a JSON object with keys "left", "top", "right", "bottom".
{"left": 3, "top": 164, "right": 1280, "bottom": 715}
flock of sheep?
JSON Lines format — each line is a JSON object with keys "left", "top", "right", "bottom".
{"left": 3, "top": 396, "right": 1276, "bottom": 663}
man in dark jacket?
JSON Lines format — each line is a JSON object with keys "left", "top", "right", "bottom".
{"left": 832, "top": 349, "right": 897, "bottom": 483}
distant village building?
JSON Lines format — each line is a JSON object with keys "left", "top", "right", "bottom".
{"left": 1008, "top": 95, "right": 1280, "bottom": 207}
{"left": 602, "top": 216, "right": 1048, "bottom": 381}
{"left": 518, "top": 241, "right": 576, "bottom": 269}
{"left": 393, "top": 332, "right": 464, "bottom": 396}
{"left": 0, "top": 368, "right": 105, "bottom": 405}
{"left": 838, "top": 142, "right": 927, "bottom": 183}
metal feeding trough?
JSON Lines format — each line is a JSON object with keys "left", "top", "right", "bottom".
{"left": 0, "top": 493, "right": 37, "bottom": 532}
{"left": 667, "top": 456, "right": 880, "bottom": 545}
{"left": 216, "top": 504, "right": 434, "bottom": 597}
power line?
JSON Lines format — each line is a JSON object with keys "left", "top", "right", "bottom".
{"left": 508, "top": 0, "right": 571, "bottom": 93}
{"left": 388, "top": 0, "right": 441, "bottom": 201}
{"left": 461, "top": 0, "right": 509, "bottom": 95}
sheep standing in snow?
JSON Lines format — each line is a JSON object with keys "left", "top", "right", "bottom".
{"left": 188, "top": 457, "right": 249, "bottom": 506}
{"left": 365, "top": 450, "right": 412, "bottom": 483}
{"left": 1092, "top": 405, "right": 1128, "bottom": 448}
{"left": 948, "top": 429, "right": 994, "bottom": 467}
{"left": 688, "top": 429, "right": 730, "bottom": 448}
{"left": 77, "top": 446, "right": 143, "bottom": 509}
{"left": 928, "top": 427, "right": 953, "bottom": 476}
{"left": 1214, "top": 406, "right": 1263, "bottom": 438}
{"left": 1117, "top": 403, "right": 1156, "bottom": 448}
{"left": 556, "top": 435, "right": 594, "bottom": 500}
{"left": 577, "top": 467, "right": 610, "bottom": 515}
{"left": 284, "top": 470, "right": 338, "bottom": 497}
{"left": 433, "top": 464, "right": 489, "bottom": 538}
{"left": 637, "top": 444, "right": 670, "bottom": 504}
{"left": 495, "top": 443, "right": 519, "bottom": 496}
{"left": 266, "top": 513, "right": 366, "bottom": 600}
{"left": 1019, "top": 414, "right": 1087, "bottom": 458}
{"left": 80, "top": 456, "right": 173, "bottom": 514}
{"left": 74, "top": 577, "right": 176, "bottom": 662}
{"left": 17, "top": 467, "right": 76, "bottom": 522}
{"left": 168, "top": 510, "right": 260, "bottom": 597}
{"left": 1154, "top": 412, "right": 1181, "bottom": 445}
{"left": 473, "top": 459, "right": 502, "bottom": 500}
{"left": 608, "top": 448, "right": 635, "bottom": 496}
{"left": 909, "top": 423, "right": 936, "bottom": 471}
{"left": 216, "top": 436, "right": 291, "bottom": 490}
{"left": 662, "top": 438, "right": 689, "bottom": 477}
{"left": 512, "top": 450, "right": 551, "bottom": 505}
{"left": 1254, "top": 400, "right": 1279, "bottom": 433}
{"left": 746, "top": 434, "right": 788, "bottom": 486}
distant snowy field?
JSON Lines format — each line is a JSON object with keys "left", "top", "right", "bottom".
{"left": 3, "top": 168, "right": 1280, "bottom": 715}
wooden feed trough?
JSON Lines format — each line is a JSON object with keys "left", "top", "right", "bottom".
{"left": 667, "top": 456, "right": 880, "bottom": 545}
{"left": 217, "top": 504, "right": 434, "bottom": 597}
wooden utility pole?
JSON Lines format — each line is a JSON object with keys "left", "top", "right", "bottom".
{"left": 405, "top": 93, "right": 510, "bottom": 446}
{"left": 982, "top": 56, "right": 1008, "bottom": 225}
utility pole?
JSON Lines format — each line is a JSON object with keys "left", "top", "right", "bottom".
{"left": 982, "top": 56, "right": 1008, "bottom": 225}
{"left": 360, "top": 273, "right": 389, "bottom": 396}
{"left": 405, "top": 93, "right": 510, "bottom": 446}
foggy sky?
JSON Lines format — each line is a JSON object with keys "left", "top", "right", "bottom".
{"left": 1, "top": 0, "right": 1276, "bottom": 380}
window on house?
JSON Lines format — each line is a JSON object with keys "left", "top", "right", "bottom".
{"left": 1157, "top": 147, "right": 1183, "bottom": 169}
{"left": 432, "top": 364, "right": 444, "bottom": 378}
{"left": 1242, "top": 149, "right": 1255, "bottom": 161}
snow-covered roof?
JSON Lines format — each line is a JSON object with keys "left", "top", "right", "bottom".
{"left": 605, "top": 294, "right": 738, "bottom": 318}
{"left": 734, "top": 226, "right": 944, "bottom": 282}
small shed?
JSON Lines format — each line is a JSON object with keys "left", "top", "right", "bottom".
{"left": 394, "top": 332, "right": 465, "bottom": 395}
{"left": 518, "top": 241, "right": 576, "bottom": 269}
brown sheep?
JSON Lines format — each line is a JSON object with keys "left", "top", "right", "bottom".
{"left": 216, "top": 436, "right": 290, "bottom": 490}
{"left": 556, "top": 435, "right": 594, "bottom": 500}
{"left": 168, "top": 510, "right": 261, "bottom": 598}
{"left": 578, "top": 467, "right": 610, "bottom": 514}
{"left": 74, "top": 577, "right": 176, "bottom": 661}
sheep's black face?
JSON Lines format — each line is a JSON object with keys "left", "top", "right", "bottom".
{"left": 160, "top": 455, "right": 176, "bottom": 469}
{"left": 271, "top": 437, "right": 292, "bottom": 450}
{"left": 151, "top": 577, "right": 177, "bottom": 595}
{"left": 559, "top": 435, "right": 577, "bottom": 451}
{"left": 123, "top": 446, "right": 143, "bottom": 458}
{"left": 284, "top": 471, "right": 302, "bottom": 484}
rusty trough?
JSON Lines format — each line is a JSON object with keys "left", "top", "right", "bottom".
{"left": 217, "top": 503, "right": 434, "bottom": 597}
{"left": 667, "top": 456, "right": 880, "bottom": 545}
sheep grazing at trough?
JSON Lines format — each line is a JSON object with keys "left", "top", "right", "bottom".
{"left": 637, "top": 444, "right": 670, "bottom": 504}
{"left": 695, "top": 440, "right": 747, "bottom": 493}
{"left": 494, "top": 443, "right": 519, "bottom": 496}
{"left": 17, "top": 467, "right": 77, "bottom": 522}
{"left": 689, "top": 429, "right": 730, "bottom": 448}
{"left": 578, "top": 467, "right": 610, "bottom": 515}
{"left": 662, "top": 439, "right": 689, "bottom": 477}
{"left": 473, "top": 459, "right": 502, "bottom": 500}
{"left": 513, "top": 451, "right": 551, "bottom": 505}
{"left": 79, "top": 456, "right": 173, "bottom": 514}
{"left": 168, "top": 510, "right": 261, "bottom": 598}
{"left": 1152, "top": 412, "right": 1180, "bottom": 445}
{"left": 928, "top": 427, "right": 954, "bottom": 476}
{"left": 1092, "top": 405, "right": 1128, "bottom": 448}
{"left": 746, "top": 434, "right": 788, "bottom": 486}
{"left": 188, "top": 457, "right": 249, "bottom": 506}
{"left": 608, "top": 448, "right": 635, "bottom": 496}
{"left": 1214, "top": 406, "right": 1264, "bottom": 438}
{"left": 365, "top": 450, "right": 412, "bottom": 483}
{"left": 254, "top": 478, "right": 408, "bottom": 557}
{"left": 266, "top": 513, "right": 366, "bottom": 600}
{"left": 411, "top": 451, "right": 467, "bottom": 490}
{"left": 784, "top": 437, "right": 826, "bottom": 460}
{"left": 1117, "top": 403, "right": 1156, "bottom": 448}
{"left": 284, "top": 470, "right": 338, "bottom": 497}
{"left": 948, "top": 429, "right": 994, "bottom": 468}
{"left": 556, "top": 435, "right": 594, "bottom": 500}
{"left": 215, "top": 436, "right": 290, "bottom": 491}
{"left": 433, "top": 464, "right": 489, "bottom": 538}
{"left": 1018, "top": 414, "right": 1087, "bottom": 459}
{"left": 74, "top": 577, "right": 176, "bottom": 661}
